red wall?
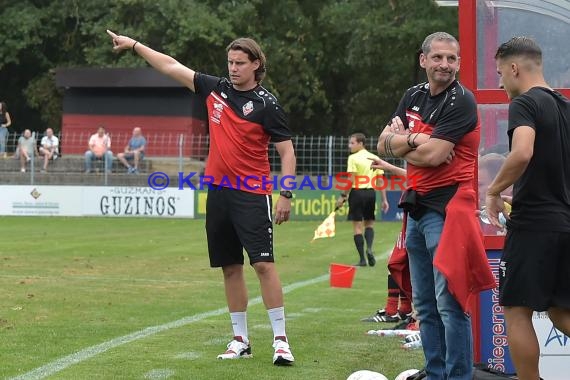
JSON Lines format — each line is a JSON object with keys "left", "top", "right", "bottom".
{"left": 61, "top": 114, "right": 207, "bottom": 157}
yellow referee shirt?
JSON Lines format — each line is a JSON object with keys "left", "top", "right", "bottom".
{"left": 346, "top": 149, "right": 384, "bottom": 189}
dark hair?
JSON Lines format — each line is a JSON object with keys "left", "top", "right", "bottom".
{"left": 226, "top": 38, "right": 267, "bottom": 82}
{"left": 0, "top": 102, "right": 6, "bottom": 115}
{"left": 421, "top": 32, "right": 459, "bottom": 55}
{"left": 350, "top": 133, "right": 366, "bottom": 146}
{"left": 495, "top": 36, "right": 542, "bottom": 65}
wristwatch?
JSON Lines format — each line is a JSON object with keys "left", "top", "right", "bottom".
{"left": 279, "top": 190, "right": 293, "bottom": 199}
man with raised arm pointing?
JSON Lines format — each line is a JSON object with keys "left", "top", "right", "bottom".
{"left": 106, "top": 30, "right": 296, "bottom": 366}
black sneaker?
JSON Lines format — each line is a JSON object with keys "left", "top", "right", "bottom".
{"left": 361, "top": 308, "right": 385, "bottom": 322}
{"left": 366, "top": 249, "right": 376, "bottom": 267}
{"left": 374, "top": 313, "right": 401, "bottom": 322}
{"left": 398, "top": 310, "right": 413, "bottom": 320}
{"left": 361, "top": 309, "right": 401, "bottom": 323}
{"left": 354, "top": 260, "right": 367, "bottom": 267}
{"left": 392, "top": 316, "right": 416, "bottom": 330}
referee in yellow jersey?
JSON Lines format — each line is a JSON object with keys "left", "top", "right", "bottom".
{"left": 336, "top": 133, "right": 389, "bottom": 266}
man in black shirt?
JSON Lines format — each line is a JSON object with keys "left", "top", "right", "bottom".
{"left": 377, "top": 32, "right": 494, "bottom": 380}
{"left": 486, "top": 36, "right": 570, "bottom": 380}
{"left": 106, "top": 30, "right": 296, "bottom": 366}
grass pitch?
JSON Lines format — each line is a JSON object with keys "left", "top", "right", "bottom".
{"left": 0, "top": 217, "right": 423, "bottom": 379}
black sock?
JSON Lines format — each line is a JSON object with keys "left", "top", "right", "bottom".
{"left": 364, "top": 227, "right": 374, "bottom": 252}
{"left": 353, "top": 234, "right": 365, "bottom": 260}
{"left": 385, "top": 274, "right": 400, "bottom": 315}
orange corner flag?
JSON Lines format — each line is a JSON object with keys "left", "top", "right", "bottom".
{"left": 311, "top": 208, "right": 338, "bottom": 242}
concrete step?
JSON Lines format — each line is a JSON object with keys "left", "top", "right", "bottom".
{"left": 0, "top": 172, "right": 152, "bottom": 186}
{"left": 0, "top": 172, "right": 204, "bottom": 187}
{"left": 0, "top": 155, "right": 152, "bottom": 173}
{"left": 149, "top": 157, "right": 204, "bottom": 176}
{"left": 0, "top": 172, "right": 336, "bottom": 191}
{"left": 0, "top": 155, "right": 206, "bottom": 175}
{"left": 0, "top": 155, "right": 206, "bottom": 187}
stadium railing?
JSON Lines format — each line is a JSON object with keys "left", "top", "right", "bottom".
{"left": 0, "top": 131, "right": 406, "bottom": 186}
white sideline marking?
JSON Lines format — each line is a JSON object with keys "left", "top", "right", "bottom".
{"left": 302, "top": 307, "right": 324, "bottom": 313}
{"left": 378, "top": 247, "right": 393, "bottom": 259}
{"left": 11, "top": 274, "right": 328, "bottom": 380}
{"left": 251, "top": 323, "right": 273, "bottom": 330}
{"left": 144, "top": 369, "right": 175, "bottom": 379}
{"left": 284, "top": 312, "right": 304, "bottom": 318}
{"left": 173, "top": 351, "right": 201, "bottom": 360}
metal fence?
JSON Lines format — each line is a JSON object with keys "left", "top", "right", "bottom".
{"left": 0, "top": 131, "right": 405, "bottom": 183}
{"left": 271, "top": 135, "right": 405, "bottom": 176}
{"left": 11, "top": 131, "right": 209, "bottom": 159}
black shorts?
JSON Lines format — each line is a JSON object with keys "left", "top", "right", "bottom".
{"left": 347, "top": 188, "right": 376, "bottom": 221}
{"left": 499, "top": 228, "right": 570, "bottom": 311}
{"left": 205, "top": 186, "right": 274, "bottom": 267}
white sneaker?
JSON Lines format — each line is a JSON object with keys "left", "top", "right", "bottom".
{"left": 272, "top": 337, "right": 294, "bottom": 365}
{"left": 217, "top": 337, "right": 252, "bottom": 360}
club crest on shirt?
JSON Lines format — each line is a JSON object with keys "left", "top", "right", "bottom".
{"left": 242, "top": 101, "right": 254, "bottom": 116}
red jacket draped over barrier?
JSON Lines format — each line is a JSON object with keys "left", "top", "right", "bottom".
{"left": 389, "top": 182, "right": 496, "bottom": 313}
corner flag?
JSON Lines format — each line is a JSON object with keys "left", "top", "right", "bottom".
{"left": 311, "top": 207, "right": 339, "bottom": 242}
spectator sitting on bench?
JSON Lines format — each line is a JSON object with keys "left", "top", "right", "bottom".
{"left": 39, "top": 128, "right": 59, "bottom": 173}
{"left": 18, "top": 129, "right": 38, "bottom": 173}
{"left": 117, "top": 127, "right": 146, "bottom": 174}
{"left": 85, "top": 126, "right": 113, "bottom": 173}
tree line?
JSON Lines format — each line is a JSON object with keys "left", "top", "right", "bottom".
{"left": 0, "top": 0, "right": 456, "bottom": 137}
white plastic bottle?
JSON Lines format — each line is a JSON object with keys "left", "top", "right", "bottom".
{"left": 479, "top": 208, "right": 507, "bottom": 226}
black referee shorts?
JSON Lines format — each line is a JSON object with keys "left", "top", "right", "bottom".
{"left": 347, "top": 188, "right": 376, "bottom": 221}
{"left": 205, "top": 186, "right": 274, "bottom": 268}
{"left": 499, "top": 228, "right": 570, "bottom": 311}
